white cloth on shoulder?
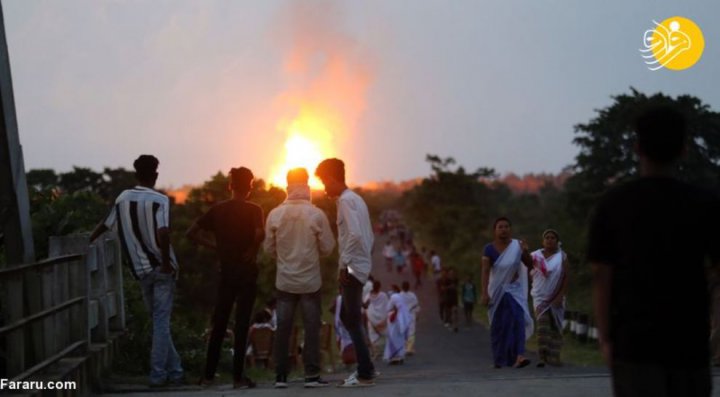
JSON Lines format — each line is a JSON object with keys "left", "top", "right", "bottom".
{"left": 530, "top": 248, "right": 566, "bottom": 331}
{"left": 487, "top": 239, "right": 534, "bottom": 340}
{"left": 366, "top": 291, "right": 389, "bottom": 344}
{"left": 334, "top": 295, "right": 353, "bottom": 353}
{"left": 400, "top": 291, "right": 420, "bottom": 337}
{"left": 383, "top": 292, "right": 411, "bottom": 361}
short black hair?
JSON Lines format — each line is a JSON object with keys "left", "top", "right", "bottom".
{"left": 133, "top": 155, "right": 159, "bottom": 182}
{"left": 634, "top": 105, "right": 687, "bottom": 164}
{"left": 229, "top": 167, "right": 254, "bottom": 192}
{"left": 402, "top": 281, "right": 410, "bottom": 291}
{"left": 287, "top": 167, "right": 309, "bottom": 185}
{"left": 315, "top": 158, "right": 345, "bottom": 184}
{"left": 493, "top": 216, "right": 512, "bottom": 229}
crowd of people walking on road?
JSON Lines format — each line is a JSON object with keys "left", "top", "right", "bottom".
{"left": 89, "top": 107, "right": 720, "bottom": 397}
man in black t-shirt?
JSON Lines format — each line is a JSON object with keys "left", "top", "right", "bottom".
{"left": 588, "top": 106, "right": 720, "bottom": 397}
{"left": 186, "top": 167, "right": 264, "bottom": 389}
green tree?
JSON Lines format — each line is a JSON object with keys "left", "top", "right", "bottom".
{"left": 566, "top": 88, "right": 720, "bottom": 219}
{"left": 26, "top": 169, "right": 59, "bottom": 191}
{"left": 402, "top": 155, "right": 498, "bottom": 271}
{"left": 58, "top": 167, "right": 104, "bottom": 194}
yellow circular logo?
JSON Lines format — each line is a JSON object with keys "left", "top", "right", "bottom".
{"left": 641, "top": 16, "right": 704, "bottom": 71}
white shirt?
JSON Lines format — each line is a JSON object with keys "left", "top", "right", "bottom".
{"left": 382, "top": 244, "right": 396, "bottom": 259}
{"left": 264, "top": 199, "right": 335, "bottom": 293}
{"left": 431, "top": 254, "right": 442, "bottom": 272}
{"left": 401, "top": 291, "right": 420, "bottom": 315}
{"left": 337, "top": 189, "right": 374, "bottom": 283}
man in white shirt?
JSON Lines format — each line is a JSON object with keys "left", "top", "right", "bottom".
{"left": 264, "top": 168, "right": 335, "bottom": 388}
{"left": 315, "top": 158, "right": 376, "bottom": 387}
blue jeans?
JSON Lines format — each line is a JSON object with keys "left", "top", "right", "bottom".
{"left": 340, "top": 275, "right": 375, "bottom": 379}
{"left": 139, "top": 268, "right": 183, "bottom": 384}
{"left": 274, "top": 289, "right": 322, "bottom": 377}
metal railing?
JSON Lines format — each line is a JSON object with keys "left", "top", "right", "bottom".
{"left": 0, "top": 232, "right": 125, "bottom": 381}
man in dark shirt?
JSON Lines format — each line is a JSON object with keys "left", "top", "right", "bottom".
{"left": 186, "top": 167, "right": 264, "bottom": 389}
{"left": 589, "top": 106, "right": 720, "bottom": 397}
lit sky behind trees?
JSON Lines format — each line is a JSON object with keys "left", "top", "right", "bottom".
{"left": 5, "top": 0, "right": 719, "bottom": 187}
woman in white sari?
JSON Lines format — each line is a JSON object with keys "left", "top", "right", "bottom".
{"left": 400, "top": 281, "right": 420, "bottom": 355}
{"left": 364, "top": 280, "right": 389, "bottom": 358}
{"left": 530, "top": 229, "right": 568, "bottom": 367}
{"left": 332, "top": 292, "right": 355, "bottom": 365}
{"left": 481, "top": 217, "right": 534, "bottom": 368}
{"left": 384, "top": 285, "right": 411, "bottom": 364}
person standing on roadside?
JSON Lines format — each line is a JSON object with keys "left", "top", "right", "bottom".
{"left": 315, "top": 158, "right": 377, "bottom": 387}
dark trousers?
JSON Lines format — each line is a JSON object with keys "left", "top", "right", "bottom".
{"left": 611, "top": 361, "right": 711, "bottom": 397}
{"left": 274, "top": 289, "right": 322, "bottom": 377}
{"left": 463, "top": 301, "right": 474, "bottom": 323}
{"left": 204, "top": 277, "right": 257, "bottom": 381}
{"left": 340, "top": 275, "right": 375, "bottom": 379}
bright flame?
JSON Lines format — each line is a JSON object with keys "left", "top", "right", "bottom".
{"left": 267, "top": 1, "right": 372, "bottom": 190}
{"left": 269, "top": 107, "right": 336, "bottom": 189}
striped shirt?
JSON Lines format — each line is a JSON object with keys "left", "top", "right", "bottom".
{"left": 103, "top": 186, "right": 178, "bottom": 279}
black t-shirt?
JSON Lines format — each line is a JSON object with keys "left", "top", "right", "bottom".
{"left": 197, "top": 199, "right": 264, "bottom": 279}
{"left": 587, "top": 177, "right": 720, "bottom": 368}
{"left": 443, "top": 277, "right": 459, "bottom": 305}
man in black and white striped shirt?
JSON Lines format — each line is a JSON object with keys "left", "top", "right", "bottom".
{"left": 90, "top": 155, "right": 183, "bottom": 387}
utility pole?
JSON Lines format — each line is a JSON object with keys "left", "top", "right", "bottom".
{"left": 0, "top": 2, "right": 35, "bottom": 266}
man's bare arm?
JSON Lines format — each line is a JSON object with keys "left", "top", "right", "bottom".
{"left": 89, "top": 223, "right": 108, "bottom": 243}
{"left": 185, "top": 221, "right": 216, "bottom": 250}
{"left": 481, "top": 256, "right": 491, "bottom": 306}
{"left": 157, "top": 227, "right": 173, "bottom": 274}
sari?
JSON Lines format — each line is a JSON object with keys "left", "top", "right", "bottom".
{"left": 401, "top": 291, "right": 420, "bottom": 353}
{"left": 334, "top": 295, "right": 355, "bottom": 364}
{"left": 366, "top": 291, "right": 389, "bottom": 347}
{"left": 530, "top": 248, "right": 566, "bottom": 365}
{"left": 487, "top": 239, "right": 534, "bottom": 366}
{"left": 383, "top": 292, "right": 411, "bottom": 362}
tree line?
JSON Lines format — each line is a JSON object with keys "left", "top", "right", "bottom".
{"left": 5, "top": 88, "right": 719, "bottom": 375}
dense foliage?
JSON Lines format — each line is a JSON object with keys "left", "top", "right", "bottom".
{"left": 15, "top": 88, "right": 720, "bottom": 376}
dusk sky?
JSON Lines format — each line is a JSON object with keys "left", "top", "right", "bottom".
{"left": 4, "top": 0, "right": 719, "bottom": 188}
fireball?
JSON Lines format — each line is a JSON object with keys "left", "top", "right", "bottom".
{"left": 269, "top": 108, "right": 336, "bottom": 189}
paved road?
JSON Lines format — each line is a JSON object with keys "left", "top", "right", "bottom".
{"left": 100, "top": 233, "right": 719, "bottom": 396}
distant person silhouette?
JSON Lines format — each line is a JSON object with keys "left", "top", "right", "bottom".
{"left": 441, "top": 268, "right": 460, "bottom": 332}
{"left": 461, "top": 274, "right": 478, "bottom": 326}
{"left": 400, "top": 281, "right": 420, "bottom": 354}
{"left": 315, "top": 158, "right": 376, "bottom": 387}
{"left": 589, "top": 106, "right": 720, "bottom": 397}
{"left": 364, "top": 280, "right": 389, "bottom": 359}
{"left": 186, "top": 167, "right": 264, "bottom": 389}
{"left": 263, "top": 167, "right": 335, "bottom": 388}
{"left": 384, "top": 284, "right": 411, "bottom": 365}
{"left": 90, "top": 154, "right": 183, "bottom": 387}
